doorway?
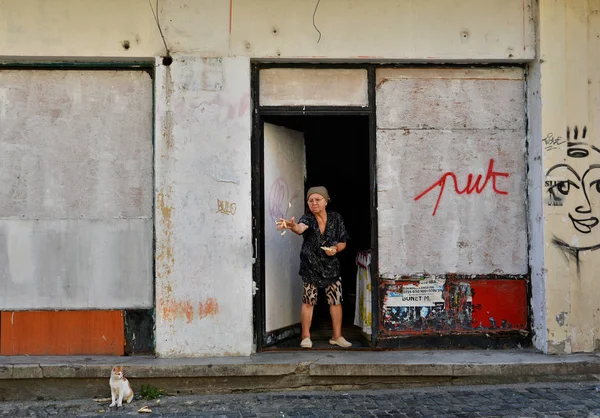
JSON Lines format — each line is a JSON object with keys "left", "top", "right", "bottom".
{"left": 258, "top": 114, "right": 373, "bottom": 350}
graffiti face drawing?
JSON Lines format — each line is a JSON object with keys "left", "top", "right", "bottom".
{"left": 545, "top": 126, "right": 600, "bottom": 260}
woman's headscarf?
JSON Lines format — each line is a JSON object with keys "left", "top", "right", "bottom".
{"left": 306, "top": 186, "right": 330, "bottom": 202}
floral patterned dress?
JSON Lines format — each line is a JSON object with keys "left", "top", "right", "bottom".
{"left": 298, "top": 211, "right": 350, "bottom": 287}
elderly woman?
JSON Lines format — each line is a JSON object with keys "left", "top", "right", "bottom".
{"left": 277, "top": 186, "right": 351, "bottom": 349}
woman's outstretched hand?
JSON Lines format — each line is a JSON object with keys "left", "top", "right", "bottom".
{"left": 276, "top": 217, "right": 308, "bottom": 235}
{"left": 276, "top": 217, "right": 296, "bottom": 235}
{"left": 276, "top": 217, "right": 296, "bottom": 230}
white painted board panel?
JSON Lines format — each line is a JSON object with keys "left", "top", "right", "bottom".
{"left": 263, "top": 123, "right": 305, "bottom": 333}
{"left": 0, "top": 70, "right": 153, "bottom": 219}
{"left": 0, "top": 69, "right": 153, "bottom": 309}
{"left": 376, "top": 68, "right": 527, "bottom": 276}
{"left": 376, "top": 68, "right": 525, "bottom": 130}
{"left": 0, "top": 219, "right": 153, "bottom": 309}
{"left": 260, "top": 69, "right": 368, "bottom": 107}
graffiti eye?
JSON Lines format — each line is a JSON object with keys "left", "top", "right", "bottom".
{"left": 591, "top": 179, "right": 600, "bottom": 194}
{"left": 547, "top": 180, "right": 578, "bottom": 200}
{"left": 556, "top": 182, "right": 570, "bottom": 194}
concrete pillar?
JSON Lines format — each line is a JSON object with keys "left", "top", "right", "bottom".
{"left": 154, "top": 56, "right": 254, "bottom": 357}
{"left": 538, "top": 0, "right": 600, "bottom": 353}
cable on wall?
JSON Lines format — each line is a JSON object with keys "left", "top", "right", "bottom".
{"left": 313, "top": 0, "right": 322, "bottom": 43}
{"left": 149, "top": 0, "right": 172, "bottom": 65}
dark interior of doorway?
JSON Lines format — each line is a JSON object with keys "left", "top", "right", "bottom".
{"left": 263, "top": 115, "right": 372, "bottom": 350}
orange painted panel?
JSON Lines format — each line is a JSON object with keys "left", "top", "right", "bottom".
{"left": 0, "top": 311, "right": 124, "bottom": 356}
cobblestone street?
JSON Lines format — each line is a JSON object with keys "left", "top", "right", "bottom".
{"left": 1, "top": 381, "right": 600, "bottom": 417}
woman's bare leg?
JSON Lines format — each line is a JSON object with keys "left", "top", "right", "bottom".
{"left": 301, "top": 303, "right": 314, "bottom": 339}
{"left": 330, "top": 304, "right": 343, "bottom": 340}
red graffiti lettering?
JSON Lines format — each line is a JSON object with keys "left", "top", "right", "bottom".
{"left": 414, "top": 159, "right": 509, "bottom": 216}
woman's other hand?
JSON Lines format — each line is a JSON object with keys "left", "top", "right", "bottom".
{"left": 324, "top": 247, "right": 337, "bottom": 257}
{"left": 322, "top": 242, "right": 345, "bottom": 256}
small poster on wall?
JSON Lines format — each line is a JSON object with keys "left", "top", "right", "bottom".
{"left": 382, "top": 278, "right": 447, "bottom": 330}
{"left": 384, "top": 278, "right": 445, "bottom": 308}
{"left": 381, "top": 277, "right": 475, "bottom": 332}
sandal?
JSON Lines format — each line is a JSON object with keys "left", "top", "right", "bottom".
{"left": 329, "top": 336, "right": 352, "bottom": 348}
{"left": 300, "top": 337, "right": 312, "bottom": 348}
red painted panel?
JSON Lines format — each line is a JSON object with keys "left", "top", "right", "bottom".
{"left": 470, "top": 280, "right": 528, "bottom": 329}
{"left": 0, "top": 311, "right": 124, "bottom": 356}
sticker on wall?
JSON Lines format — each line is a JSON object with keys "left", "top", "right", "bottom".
{"left": 382, "top": 278, "right": 446, "bottom": 327}
{"left": 384, "top": 278, "right": 445, "bottom": 307}
{"left": 544, "top": 177, "right": 566, "bottom": 207}
{"left": 447, "top": 281, "right": 473, "bottom": 329}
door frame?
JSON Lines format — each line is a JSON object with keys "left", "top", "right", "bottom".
{"left": 251, "top": 63, "right": 379, "bottom": 351}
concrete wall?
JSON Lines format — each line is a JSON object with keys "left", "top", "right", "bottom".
{"left": 0, "top": 0, "right": 535, "bottom": 61}
{"left": 539, "top": 0, "right": 600, "bottom": 353}
{"left": 154, "top": 56, "right": 253, "bottom": 357}
{"left": 377, "top": 68, "right": 528, "bottom": 277}
{"left": 0, "top": 70, "right": 153, "bottom": 310}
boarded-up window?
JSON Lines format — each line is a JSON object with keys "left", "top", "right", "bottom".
{"left": 0, "top": 70, "right": 153, "bottom": 309}
{"left": 259, "top": 68, "right": 368, "bottom": 107}
{"left": 376, "top": 68, "right": 527, "bottom": 276}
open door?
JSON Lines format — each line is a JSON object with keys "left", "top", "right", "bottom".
{"left": 262, "top": 122, "right": 306, "bottom": 346}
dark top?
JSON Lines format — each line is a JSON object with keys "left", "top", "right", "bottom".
{"left": 298, "top": 211, "right": 350, "bottom": 286}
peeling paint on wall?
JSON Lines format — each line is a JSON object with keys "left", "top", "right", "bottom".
{"left": 162, "top": 65, "right": 174, "bottom": 155}
{"left": 160, "top": 297, "right": 219, "bottom": 324}
{"left": 199, "top": 297, "right": 219, "bottom": 319}
{"left": 548, "top": 340, "right": 568, "bottom": 355}
{"left": 161, "top": 299, "right": 194, "bottom": 323}
{"left": 381, "top": 277, "right": 471, "bottom": 333}
{"left": 555, "top": 312, "right": 568, "bottom": 327}
{"left": 157, "top": 186, "right": 175, "bottom": 281}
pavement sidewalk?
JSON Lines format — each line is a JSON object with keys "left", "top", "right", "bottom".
{"left": 1, "top": 349, "right": 600, "bottom": 401}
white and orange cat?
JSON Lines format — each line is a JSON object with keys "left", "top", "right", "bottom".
{"left": 109, "top": 366, "right": 134, "bottom": 407}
